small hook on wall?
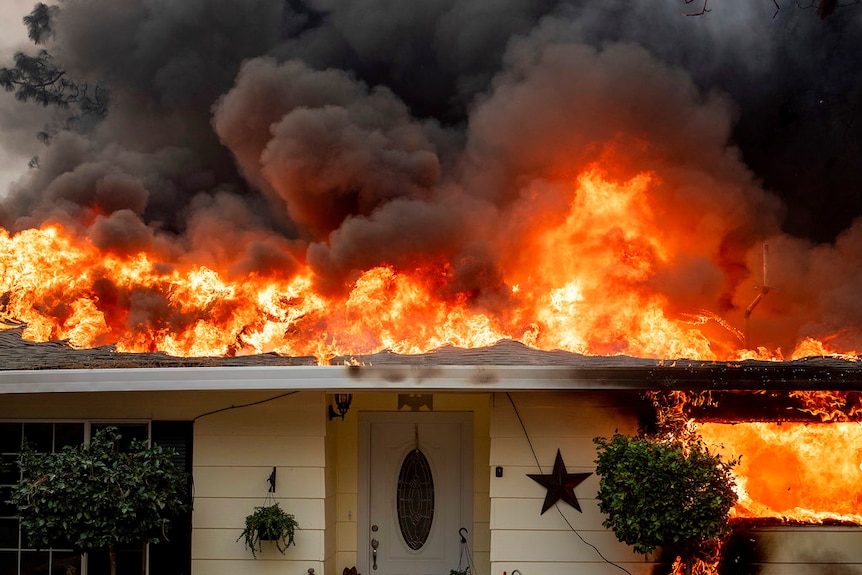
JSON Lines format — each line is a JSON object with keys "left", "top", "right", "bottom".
{"left": 267, "top": 466, "right": 277, "bottom": 493}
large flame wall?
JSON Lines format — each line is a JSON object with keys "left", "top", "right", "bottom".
{"left": 699, "top": 421, "right": 862, "bottom": 524}
{"left": 3, "top": 4, "right": 862, "bottom": 362}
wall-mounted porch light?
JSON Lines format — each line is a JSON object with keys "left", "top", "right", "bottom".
{"left": 328, "top": 393, "right": 353, "bottom": 421}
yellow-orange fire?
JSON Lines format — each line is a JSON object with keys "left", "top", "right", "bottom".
{"left": 0, "top": 168, "right": 854, "bottom": 361}
{"left": 651, "top": 390, "right": 862, "bottom": 527}
{"left": 657, "top": 390, "right": 862, "bottom": 575}
{"left": 699, "top": 421, "right": 862, "bottom": 524}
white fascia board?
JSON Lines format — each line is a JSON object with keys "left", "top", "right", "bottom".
{"left": 0, "top": 365, "right": 636, "bottom": 394}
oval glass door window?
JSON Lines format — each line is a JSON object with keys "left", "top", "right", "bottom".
{"left": 396, "top": 448, "right": 435, "bottom": 550}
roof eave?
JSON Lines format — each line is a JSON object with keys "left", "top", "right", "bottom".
{"left": 2, "top": 363, "right": 862, "bottom": 394}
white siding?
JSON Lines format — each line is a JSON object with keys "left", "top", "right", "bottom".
{"left": 489, "top": 391, "right": 655, "bottom": 575}
{"left": 731, "top": 526, "right": 862, "bottom": 575}
{"left": 6, "top": 385, "right": 858, "bottom": 574}
{"left": 193, "top": 391, "right": 327, "bottom": 575}
{"left": 0, "top": 389, "right": 330, "bottom": 575}
{"left": 489, "top": 391, "right": 862, "bottom": 575}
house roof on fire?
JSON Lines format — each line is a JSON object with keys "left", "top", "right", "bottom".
{"left": 1, "top": 324, "right": 861, "bottom": 394}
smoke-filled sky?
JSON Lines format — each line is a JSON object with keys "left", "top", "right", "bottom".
{"left": 0, "top": 0, "right": 53, "bottom": 194}
{"left": 1, "top": 0, "right": 862, "bottom": 356}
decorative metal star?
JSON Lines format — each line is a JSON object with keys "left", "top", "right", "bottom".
{"left": 527, "top": 449, "right": 592, "bottom": 514}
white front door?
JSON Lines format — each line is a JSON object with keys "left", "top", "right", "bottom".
{"left": 359, "top": 412, "right": 473, "bottom": 575}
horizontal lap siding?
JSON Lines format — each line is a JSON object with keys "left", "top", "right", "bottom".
{"left": 192, "top": 391, "right": 327, "bottom": 575}
{"left": 753, "top": 567, "right": 862, "bottom": 575}
{"left": 0, "top": 389, "right": 329, "bottom": 575}
{"left": 192, "top": 559, "right": 324, "bottom": 575}
{"left": 195, "top": 435, "right": 325, "bottom": 466}
{"left": 737, "top": 527, "right": 862, "bottom": 574}
{"left": 490, "top": 391, "right": 655, "bottom": 575}
{"left": 193, "top": 526, "right": 324, "bottom": 561}
{"left": 481, "top": 562, "right": 658, "bottom": 575}
{"left": 491, "top": 391, "right": 862, "bottom": 575}
{"left": 492, "top": 530, "right": 653, "bottom": 563}
{"left": 0, "top": 390, "right": 321, "bottom": 421}
{"left": 195, "top": 497, "right": 324, "bottom": 530}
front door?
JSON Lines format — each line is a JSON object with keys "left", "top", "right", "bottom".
{"left": 359, "top": 412, "right": 473, "bottom": 575}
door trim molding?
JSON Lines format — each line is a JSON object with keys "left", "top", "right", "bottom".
{"left": 358, "top": 411, "right": 474, "bottom": 575}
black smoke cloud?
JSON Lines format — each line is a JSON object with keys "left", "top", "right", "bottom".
{"left": 558, "top": 1, "right": 862, "bottom": 242}
{"left": 1, "top": 0, "right": 862, "bottom": 353}
{"left": 212, "top": 57, "right": 476, "bottom": 292}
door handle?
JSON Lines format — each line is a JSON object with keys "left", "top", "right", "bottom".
{"left": 371, "top": 538, "right": 379, "bottom": 570}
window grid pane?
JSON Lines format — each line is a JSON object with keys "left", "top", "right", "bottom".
{"left": 50, "top": 550, "right": 80, "bottom": 575}
{"left": 1, "top": 421, "right": 149, "bottom": 575}
{"left": 0, "top": 517, "right": 19, "bottom": 549}
{"left": 21, "top": 424, "right": 52, "bottom": 453}
{"left": 0, "top": 487, "right": 15, "bottom": 517}
{"left": 20, "top": 549, "right": 49, "bottom": 575}
{"left": 0, "top": 423, "right": 22, "bottom": 454}
{"left": 53, "top": 424, "right": 84, "bottom": 451}
{"left": 0, "top": 550, "right": 18, "bottom": 574}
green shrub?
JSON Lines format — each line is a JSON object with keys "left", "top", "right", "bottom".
{"left": 593, "top": 433, "right": 737, "bottom": 566}
{"left": 9, "top": 427, "right": 189, "bottom": 575}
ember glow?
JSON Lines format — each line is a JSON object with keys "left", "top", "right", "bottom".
{"left": 699, "top": 421, "right": 862, "bottom": 524}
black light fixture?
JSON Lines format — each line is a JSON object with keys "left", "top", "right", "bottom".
{"left": 328, "top": 393, "right": 353, "bottom": 421}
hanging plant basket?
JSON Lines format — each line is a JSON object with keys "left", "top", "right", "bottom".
{"left": 258, "top": 525, "right": 280, "bottom": 541}
{"left": 238, "top": 500, "right": 299, "bottom": 558}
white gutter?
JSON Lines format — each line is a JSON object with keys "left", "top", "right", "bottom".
{"left": 3, "top": 362, "right": 860, "bottom": 394}
{"left": 0, "top": 364, "right": 640, "bottom": 394}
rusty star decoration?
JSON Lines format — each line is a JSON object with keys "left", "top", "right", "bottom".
{"left": 527, "top": 449, "right": 592, "bottom": 514}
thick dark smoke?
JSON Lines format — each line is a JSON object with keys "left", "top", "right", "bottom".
{"left": 1, "top": 0, "right": 862, "bottom": 354}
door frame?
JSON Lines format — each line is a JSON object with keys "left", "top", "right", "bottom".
{"left": 358, "top": 411, "right": 474, "bottom": 575}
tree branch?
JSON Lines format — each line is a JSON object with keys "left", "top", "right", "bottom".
{"left": 684, "top": 0, "right": 711, "bottom": 16}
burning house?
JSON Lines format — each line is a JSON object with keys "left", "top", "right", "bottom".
{"left": 2, "top": 0, "right": 862, "bottom": 574}
{"left": 2, "top": 333, "right": 862, "bottom": 575}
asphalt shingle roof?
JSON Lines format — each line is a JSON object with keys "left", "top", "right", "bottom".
{"left": 3, "top": 325, "right": 862, "bottom": 392}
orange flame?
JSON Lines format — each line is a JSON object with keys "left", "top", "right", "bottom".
{"left": 0, "top": 167, "right": 856, "bottom": 361}
{"left": 699, "top": 421, "right": 862, "bottom": 524}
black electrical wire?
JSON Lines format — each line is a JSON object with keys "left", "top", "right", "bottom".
{"left": 193, "top": 390, "right": 300, "bottom": 421}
